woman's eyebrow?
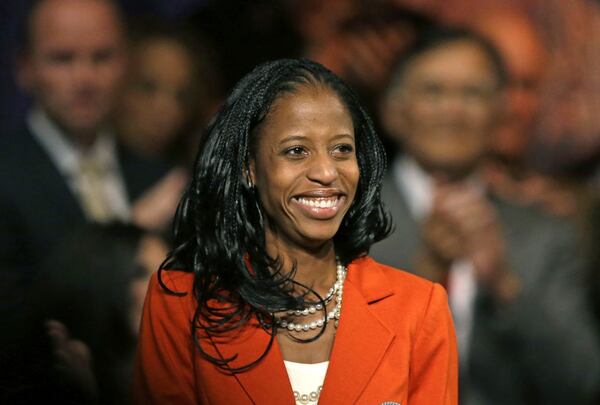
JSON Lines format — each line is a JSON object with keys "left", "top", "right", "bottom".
{"left": 330, "top": 133, "right": 355, "bottom": 142}
{"left": 279, "top": 133, "right": 354, "bottom": 144}
{"left": 278, "top": 135, "right": 308, "bottom": 145}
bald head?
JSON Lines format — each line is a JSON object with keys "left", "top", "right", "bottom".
{"left": 19, "top": 0, "right": 126, "bottom": 145}
{"left": 24, "top": 0, "right": 124, "bottom": 53}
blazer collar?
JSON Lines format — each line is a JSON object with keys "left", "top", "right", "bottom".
{"left": 21, "top": 125, "right": 85, "bottom": 222}
{"left": 210, "top": 256, "right": 396, "bottom": 404}
{"left": 319, "top": 257, "right": 396, "bottom": 403}
{"left": 345, "top": 256, "right": 394, "bottom": 303}
{"left": 210, "top": 322, "right": 294, "bottom": 404}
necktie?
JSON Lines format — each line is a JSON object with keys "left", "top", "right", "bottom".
{"left": 77, "top": 154, "right": 113, "bottom": 222}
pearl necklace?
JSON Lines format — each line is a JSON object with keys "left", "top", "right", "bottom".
{"left": 286, "top": 275, "right": 337, "bottom": 317}
{"left": 294, "top": 385, "right": 322, "bottom": 404}
{"left": 277, "top": 260, "right": 346, "bottom": 333}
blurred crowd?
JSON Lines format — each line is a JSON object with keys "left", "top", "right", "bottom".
{"left": 1, "top": 0, "right": 600, "bottom": 404}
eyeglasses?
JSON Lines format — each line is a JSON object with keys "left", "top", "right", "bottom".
{"left": 406, "top": 81, "right": 499, "bottom": 107}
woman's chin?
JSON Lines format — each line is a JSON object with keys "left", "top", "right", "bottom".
{"left": 294, "top": 226, "right": 341, "bottom": 249}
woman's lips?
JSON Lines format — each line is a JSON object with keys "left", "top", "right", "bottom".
{"left": 291, "top": 195, "right": 346, "bottom": 220}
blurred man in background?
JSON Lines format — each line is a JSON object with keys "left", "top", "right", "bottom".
{"left": 0, "top": 0, "right": 183, "bottom": 341}
{"left": 371, "top": 27, "right": 600, "bottom": 404}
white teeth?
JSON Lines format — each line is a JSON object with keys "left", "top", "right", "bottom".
{"left": 296, "top": 197, "right": 339, "bottom": 208}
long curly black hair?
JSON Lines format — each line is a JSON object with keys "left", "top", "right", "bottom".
{"left": 160, "top": 58, "right": 390, "bottom": 372}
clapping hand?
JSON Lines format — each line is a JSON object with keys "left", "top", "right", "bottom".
{"left": 420, "top": 181, "right": 519, "bottom": 302}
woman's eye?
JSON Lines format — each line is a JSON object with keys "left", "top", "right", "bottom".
{"left": 333, "top": 144, "right": 355, "bottom": 154}
{"left": 285, "top": 146, "right": 307, "bottom": 157}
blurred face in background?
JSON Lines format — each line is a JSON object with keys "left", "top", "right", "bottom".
{"left": 117, "top": 38, "right": 196, "bottom": 157}
{"left": 19, "top": 0, "right": 126, "bottom": 146}
{"left": 383, "top": 40, "right": 501, "bottom": 180}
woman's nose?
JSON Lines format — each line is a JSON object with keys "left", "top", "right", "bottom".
{"left": 307, "top": 153, "right": 338, "bottom": 185}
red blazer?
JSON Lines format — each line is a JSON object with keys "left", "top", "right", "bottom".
{"left": 133, "top": 256, "right": 458, "bottom": 404}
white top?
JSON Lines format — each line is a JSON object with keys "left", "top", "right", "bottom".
{"left": 28, "top": 107, "right": 131, "bottom": 221}
{"left": 393, "top": 156, "right": 479, "bottom": 367}
{"left": 284, "top": 360, "right": 329, "bottom": 404}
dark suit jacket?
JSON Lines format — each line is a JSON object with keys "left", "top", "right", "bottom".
{"left": 370, "top": 172, "right": 600, "bottom": 405}
{"left": 133, "top": 257, "right": 458, "bottom": 404}
{"left": 0, "top": 125, "right": 170, "bottom": 334}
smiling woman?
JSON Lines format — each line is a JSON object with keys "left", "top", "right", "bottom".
{"left": 250, "top": 85, "right": 359, "bottom": 248}
{"left": 133, "top": 59, "right": 458, "bottom": 405}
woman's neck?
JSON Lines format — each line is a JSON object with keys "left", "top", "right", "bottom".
{"left": 265, "top": 235, "right": 337, "bottom": 296}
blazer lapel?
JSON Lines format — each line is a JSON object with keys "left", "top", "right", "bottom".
{"left": 319, "top": 259, "right": 395, "bottom": 404}
{"left": 22, "top": 128, "right": 85, "bottom": 222}
{"left": 210, "top": 258, "right": 395, "bottom": 405}
{"left": 211, "top": 321, "right": 295, "bottom": 404}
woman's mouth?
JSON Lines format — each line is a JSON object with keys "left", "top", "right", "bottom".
{"left": 291, "top": 195, "right": 345, "bottom": 219}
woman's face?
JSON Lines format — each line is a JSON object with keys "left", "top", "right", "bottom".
{"left": 250, "top": 84, "right": 359, "bottom": 251}
{"left": 118, "top": 38, "right": 195, "bottom": 155}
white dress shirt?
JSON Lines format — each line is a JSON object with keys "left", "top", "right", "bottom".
{"left": 28, "top": 107, "right": 131, "bottom": 222}
{"left": 284, "top": 360, "right": 329, "bottom": 404}
{"left": 393, "top": 156, "right": 479, "bottom": 366}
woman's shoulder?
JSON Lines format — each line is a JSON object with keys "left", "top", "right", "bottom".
{"left": 349, "top": 256, "right": 449, "bottom": 319}
{"left": 349, "top": 256, "right": 452, "bottom": 337}
{"left": 350, "top": 256, "right": 441, "bottom": 298}
{"left": 152, "top": 268, "right": 195, "bottom": 291}
{"left": 145, "top": 269, "right": 196, "bottom": 315}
